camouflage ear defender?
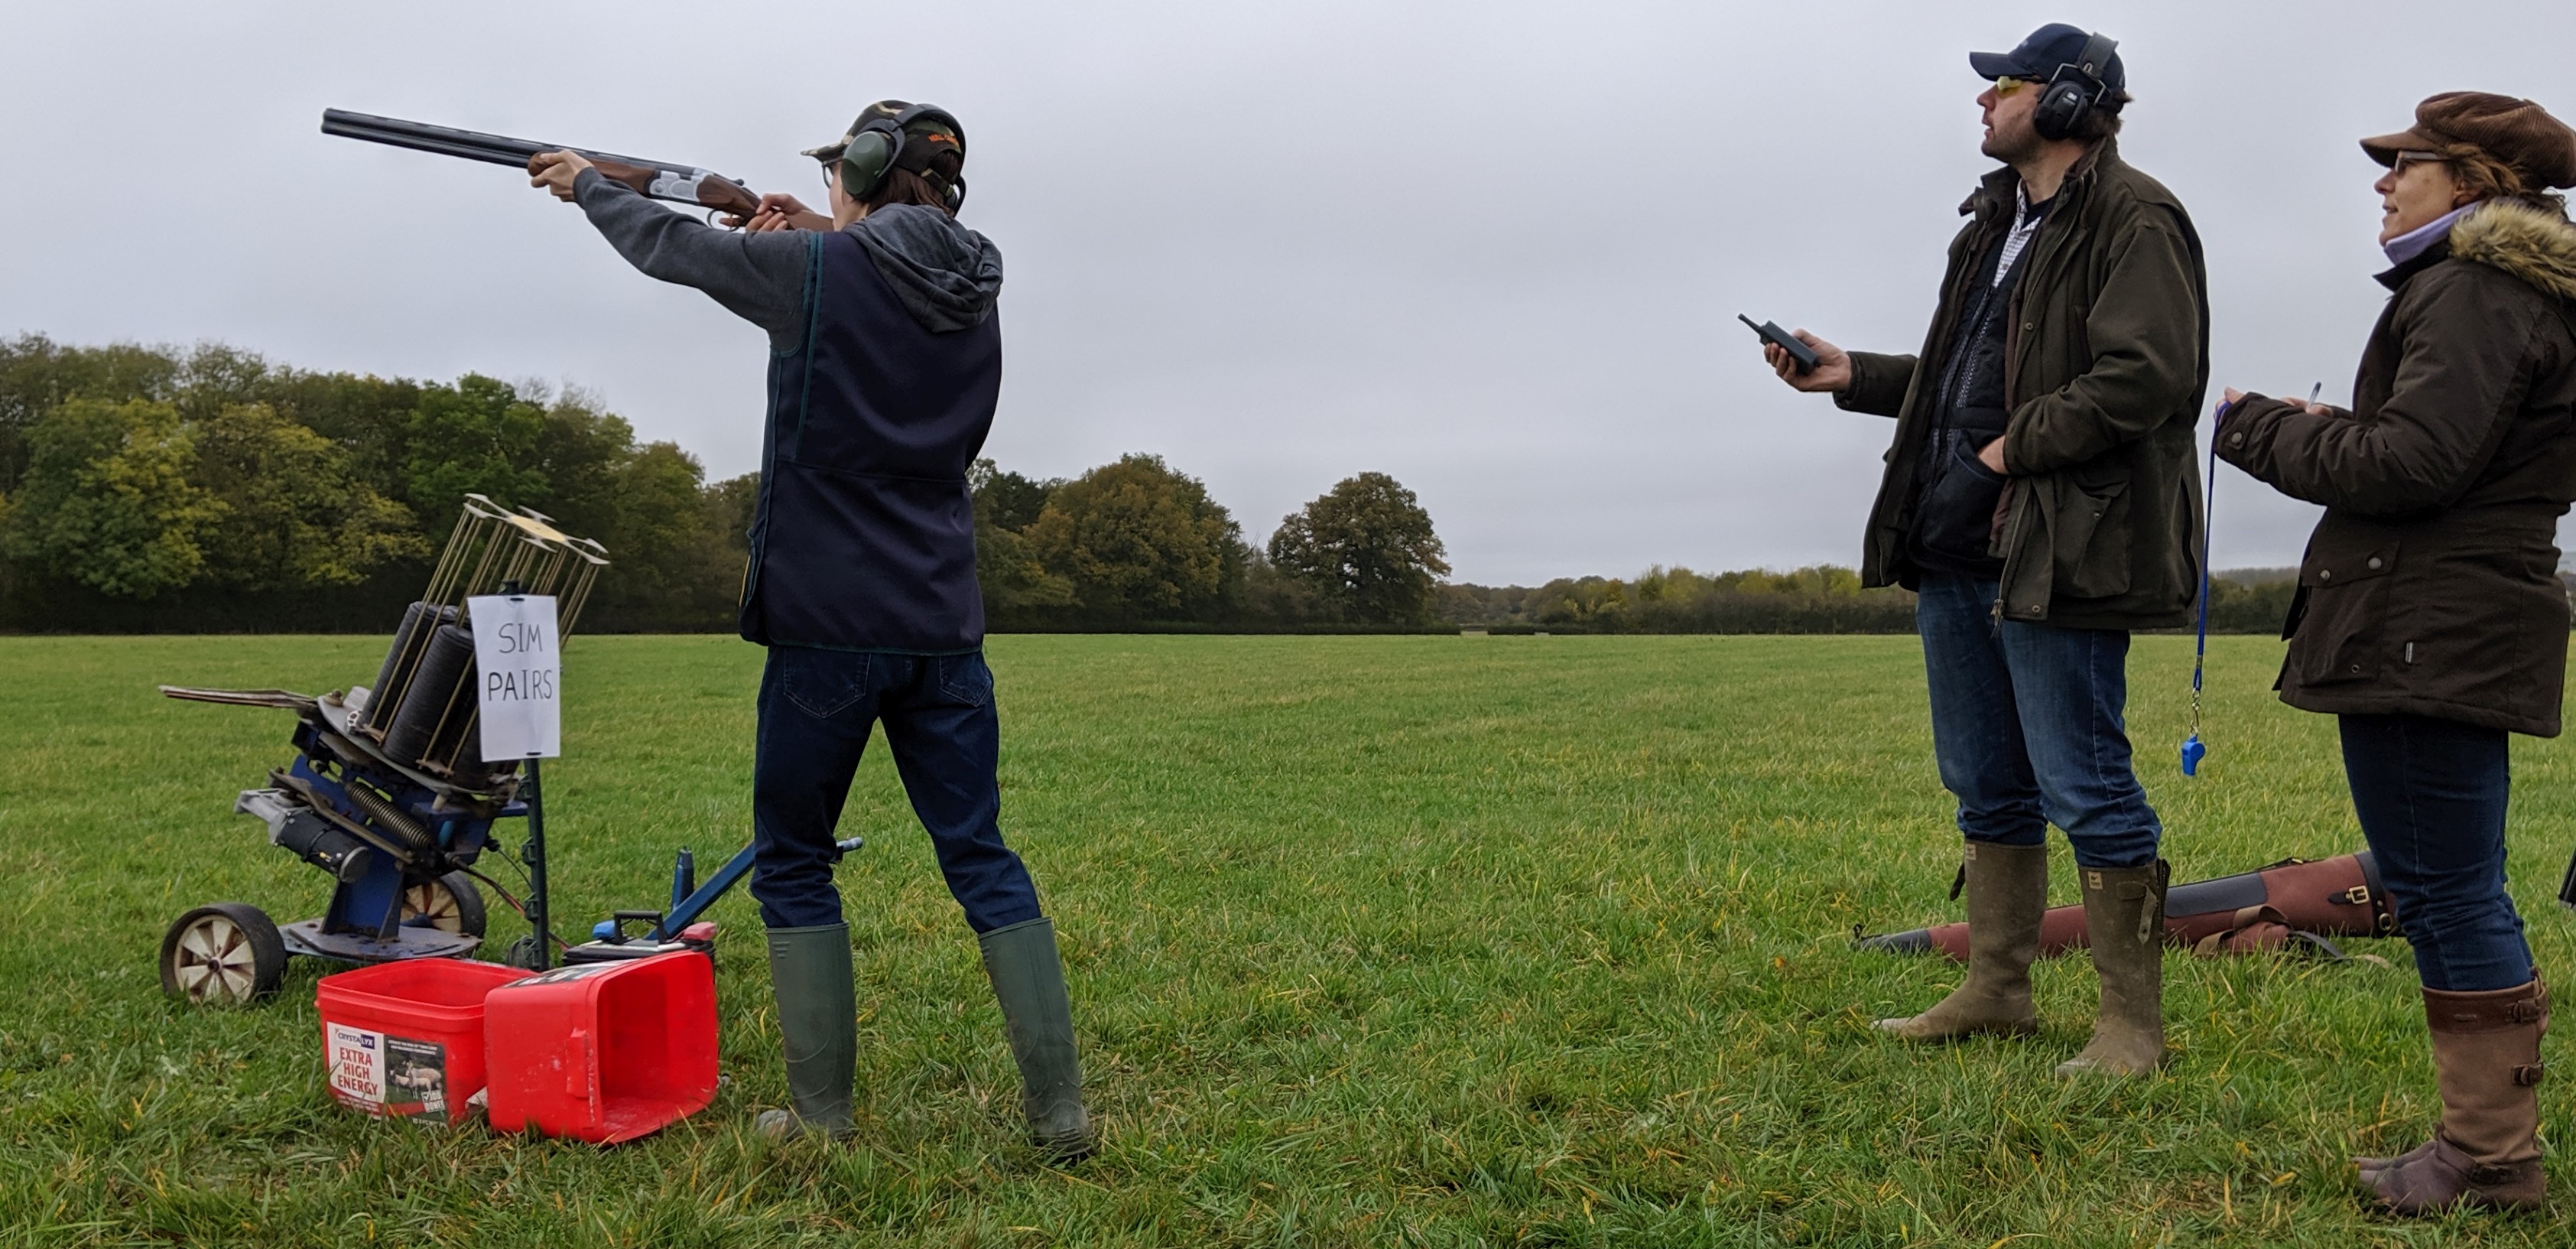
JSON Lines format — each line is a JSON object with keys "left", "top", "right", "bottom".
{"left": 836, "top": 131, "right": 898, "bottom": 199}
{"left": 827, "top": 101, "right": 968, "bottom": 212}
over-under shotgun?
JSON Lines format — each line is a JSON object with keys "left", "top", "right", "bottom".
{"left": 322, "top": 109, "right": 761, "bottom": 219}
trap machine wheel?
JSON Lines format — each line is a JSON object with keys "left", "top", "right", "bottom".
{"left": 402, "top": 870, "right": 487, "bottom": 938}
{"left": 160, "top": 903, "right": 288, "bottom": 1005}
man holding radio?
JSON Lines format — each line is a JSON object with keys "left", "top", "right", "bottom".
{"left": 1760, "top": 24, "right": 2209, "bottom": 1077}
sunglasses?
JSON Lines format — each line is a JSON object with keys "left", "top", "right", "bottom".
{"left": 2391, "top": 151, "right": 2452, "bottom": 171}
{"left": 1992, "top": 76, "right": 2039, "bottom": 97}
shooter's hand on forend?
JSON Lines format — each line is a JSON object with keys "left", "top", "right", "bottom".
{"left": 725, "top": 192, "right": 832, "bottom": 233}
{"left": 1764, "top": 330, "right": 1851, "bottom": 394}
{"left": 528, "top": 150, "right": 594, "bottom": 203}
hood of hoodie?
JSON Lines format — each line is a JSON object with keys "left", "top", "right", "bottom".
{"left": 848, "top": 203, "right": 1004, "bottom": 333}
{"left": 2451, "top": 197, "right": 2576, "bottom": 301}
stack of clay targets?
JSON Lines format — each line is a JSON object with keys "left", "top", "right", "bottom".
{"left": 362, "top": 495, "right": 608, "bottom": 781}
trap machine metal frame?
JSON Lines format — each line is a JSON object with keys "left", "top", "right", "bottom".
{"left": 156, "top": 495, "right": 863, "bottom": 1003}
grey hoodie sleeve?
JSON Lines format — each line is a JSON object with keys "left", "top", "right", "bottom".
{"left": 572, "top": 168, "right": 808, "bottom": 350}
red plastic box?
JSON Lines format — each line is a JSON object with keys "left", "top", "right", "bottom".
{"left": 316, "top": 959, "right": 532, "bottom": 1124}
{"left": 482, "top": 951, "right": 717, "bottom": 1143}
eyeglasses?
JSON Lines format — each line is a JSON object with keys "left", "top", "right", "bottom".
{"left": 2392, "top": 151, "right": 2452, "bottom": 171}
{"left": 1992, "top": 76, "right": 2039, "bottom": 97}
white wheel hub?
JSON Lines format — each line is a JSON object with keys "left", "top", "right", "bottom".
{"left": 404, "top": 881, "right": 462, "bottom": 932}
{"left": 172, "top": 915, "right": 258, "bottom": 1003}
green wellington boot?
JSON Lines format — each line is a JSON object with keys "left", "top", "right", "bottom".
{"left": 2055, "top": 861, "right": 2168, "bottom": 1078}
{"left": 979, "top": 916, "right": 1095, "bottom": 1163}
{"left": 1877, "top": 841, "right": 2048, "bottom": 1040}
{"left": 755, "top": 923, "right": 857, "bottom": 1140}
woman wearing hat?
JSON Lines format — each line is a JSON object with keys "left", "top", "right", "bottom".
{"left": 2218, "top": 91, "right": 2576, "bottom": 1213}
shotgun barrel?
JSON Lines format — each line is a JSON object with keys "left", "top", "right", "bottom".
{"left": 321, "top": 109, "right": 762, "bottom": 218}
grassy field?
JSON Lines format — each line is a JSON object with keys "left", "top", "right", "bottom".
{"left": 2, "top": 633, "right": 2572, "bottom": 1247}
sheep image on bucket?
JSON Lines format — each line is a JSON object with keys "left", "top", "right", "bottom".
{"left": 317, "top": 959, "right": 533, "bottom": 1124}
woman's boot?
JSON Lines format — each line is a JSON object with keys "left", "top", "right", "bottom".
{"left": 755, "top": 922, "right": 857, "bottom": 1139}
{"left": 2366, "top": 976, "right": 2548, "bottom": 1213}
{"left": 979, "top": 916, "right": 1095, "bottom": 1163}
{"left": 1876, "top": 841, "right": 2046, "bottom": 1040}
{"left": 2055, "top": 861, "right": 2167, "bottom": 1077}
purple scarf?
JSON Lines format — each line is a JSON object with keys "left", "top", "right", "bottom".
{"left": 2383, "top": 203, "right": 2477, "bottom": 266}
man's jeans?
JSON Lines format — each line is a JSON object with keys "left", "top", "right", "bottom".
{"left": 751, "top": 645, "right": 1043, "bottom": 933}
{"left": 2340, "top": 713, "right": 2533, "bottom": 992}
{"left": 1916, "top": 572, "right": 2162, "bottom": 869}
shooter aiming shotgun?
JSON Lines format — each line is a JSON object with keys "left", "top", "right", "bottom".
{"left": 329, "top": 100, "right": 1093, "bottom": 1163}
{"left": 321, "top": 109, "right": 764, "bottom": 220}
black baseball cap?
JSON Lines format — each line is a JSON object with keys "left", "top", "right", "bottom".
{"left": 1969, "top": 23, "right": 2125, "bottom": 94}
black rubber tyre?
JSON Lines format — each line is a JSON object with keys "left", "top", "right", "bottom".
{"left": 502, "top": 935, "right": 546, "bottom": 971}
{"left": 160, "top": 903, "right": 287, "bottom": 1005}
{"left": 402, "top": 871, "right": 488, "bottom": 938}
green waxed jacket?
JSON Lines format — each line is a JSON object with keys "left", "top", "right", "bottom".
{"left": 2218, "top": 200, "right": 2576, "bottom": 737}
{"left": 1837, "top": 138, "right": 2211, "bottom": 630}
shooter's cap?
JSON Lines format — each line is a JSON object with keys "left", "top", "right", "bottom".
{"left": 1969, "top": 22, "right": 2126, "bottom": 95}
{"left": 800, "top": 101, "right": 966, "bottom": 168}
{"left": 2360, "top": 92, "right": 2576, "bottom": 190}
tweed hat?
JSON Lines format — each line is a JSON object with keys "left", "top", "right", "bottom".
{"left": 2361, "top": 92, "right": 2576, "bottom": 190}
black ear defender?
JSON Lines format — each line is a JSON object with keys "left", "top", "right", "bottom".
{"left": 2032, "top": 31, "right": 2118, "bottom": 142}
{"left": 837, "top": 102, "right": 969, "bottom": 212}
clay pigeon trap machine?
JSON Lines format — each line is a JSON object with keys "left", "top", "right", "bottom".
{"left": 157, "top": 496, "right": 606, "bottom": 1004}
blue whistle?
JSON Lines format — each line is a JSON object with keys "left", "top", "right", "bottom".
{"left": 2181, "top": 734, "right": 2207, "bottom": 776}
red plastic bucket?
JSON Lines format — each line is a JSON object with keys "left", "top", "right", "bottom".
{"left": 315, "top": 959, "right": 531, "bottom": 1124}
{"left": 483, "top": 951, "right": 717, "bottom": 1143}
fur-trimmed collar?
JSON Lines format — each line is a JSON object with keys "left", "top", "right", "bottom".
{"left": 2451, "top": 198, "right": 2576, "bottom": 301}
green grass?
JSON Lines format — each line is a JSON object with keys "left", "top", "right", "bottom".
{"left": 2, "top": 633, "right": 2571, "bottom": 1247}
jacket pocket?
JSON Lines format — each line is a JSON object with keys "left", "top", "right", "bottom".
{"left": 1914, "top": 437, "right": 2009, "bottom": 565}
{"left": 2289, "top": 528, "right": 2399, "bottom": 687}
{"left": 2051, "top": 467, "right": 2133, "bottom": 600}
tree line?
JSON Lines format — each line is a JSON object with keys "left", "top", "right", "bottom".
{"left": 0, "top": 337, "right": 1455, "bottom": 633}
{"left": 1440, "top": 567, "right": 2299, "bottom": 635}
{"left": 0, "top": 334, "right": 2312, "bottom": 636}
{"left": 0, "top": 336, "right": 749, "bottom": 633}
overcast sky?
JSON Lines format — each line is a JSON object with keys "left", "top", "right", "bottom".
{"left": 8, "top": 1, "right": 2575, "bottom": 584}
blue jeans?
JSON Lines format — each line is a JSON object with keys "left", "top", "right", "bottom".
{"left": 1915, "top": 572, "right": 2163, "bottom": 869}
{"left": 751, "top": 646, "right": 1043, "bottom": 933}
{"left": 2340, "top": 713, "right": 2532, "bottom": 992}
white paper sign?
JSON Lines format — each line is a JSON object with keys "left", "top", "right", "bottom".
{"left": 467, "top": 594, "right": 560, "bottom": 759}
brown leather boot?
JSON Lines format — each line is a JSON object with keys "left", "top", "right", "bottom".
{"left": 1876, "top": 842, "right": 2045, "bottom": 1041}
{"left": 2055, "top": 861, "right": 2167, "bottom": 1077}
{"left": 2365, "top": 976, "right": 2548, "bottom": 1214}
